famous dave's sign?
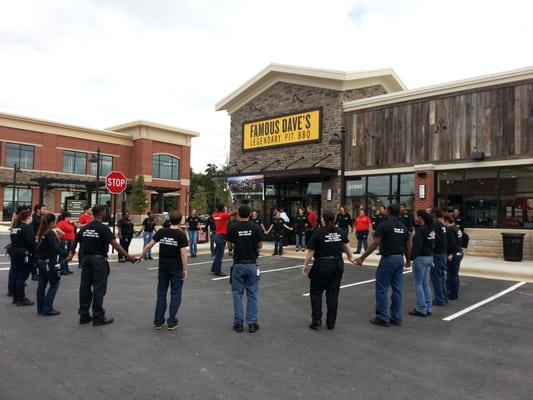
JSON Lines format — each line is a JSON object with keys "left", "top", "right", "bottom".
{"left": 242, "top": 108, "right": 321, "bottom": 151}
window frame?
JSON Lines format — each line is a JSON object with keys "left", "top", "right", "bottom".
{"left": 63, "top": 150, "right": 88, "bottom": 174}
{"left": 5, "top": 143, "right": 35, "bottom": 169}
{"left": 152, "top": 154, "right": 180, "bottom": 181}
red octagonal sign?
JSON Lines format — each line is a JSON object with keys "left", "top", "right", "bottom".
{"left": 105, "top": 171, "right": 127, "bottom": 194}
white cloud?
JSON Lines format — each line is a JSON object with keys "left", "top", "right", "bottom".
{"left": 1, "top": 0, "right": 532, "bottom": 172}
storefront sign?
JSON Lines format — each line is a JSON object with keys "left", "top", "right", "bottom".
{"left": 346, "top": 179, "right": 366, "bottom": 197}
{"left": 242, "top": 109, "right": 321, "bottom": 151}
{"left": 228, "top": 175, "right": 265, "bottom": 198}
{"left": 66, "top": 199, "right": 86, "bottom": 218}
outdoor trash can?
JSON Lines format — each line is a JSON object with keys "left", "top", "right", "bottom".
{"left": 501, "top": 233, "right": 525, "bottom": 262}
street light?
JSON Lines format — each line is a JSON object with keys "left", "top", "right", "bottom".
{"left": 89, "top": 147, "right": 101, "bottom": 205}
{"left": 12, "top": 163, "right": 22, "bottom": 214}
{"left": 329, "top": 127, "right": 346, "bottom": 206}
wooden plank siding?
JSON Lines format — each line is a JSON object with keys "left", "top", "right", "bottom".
{"left": 345, "top": 80, "right": 533, "bottom": 170}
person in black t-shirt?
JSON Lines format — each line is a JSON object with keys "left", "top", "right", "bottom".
{"left": 205, "top": 214, "right": 216, "bottom": 256}
{"left": 356, "top": 204, "right": 411, "bottom": 327}
{"left": 186, "top": 209, "right": 201, "bottom": 257}
{"left": 10, "top": 209, "right": 36, "bottom": 306}
{"left": 69, "top": 205, "right": 137, "bottom": 326}
{"left": 117, "top": 211, "right": 134, "bottom": 263}
{"left": 408, "top": 210, "right": 435, "bottom": 317}
{"left": 430, "top": 208, "right": 448, "bottom": 306}
{"left": 142, "top": 211, "right": 189, "bottom": 330}
{"left": 265, "top": 212, "right": 293, "bottom": 256}
{"left": 251, "top": 210, "right": 266, "bottom": 233}
{"left": 226, "top": 205, "right": 263, "bottom": 333}
{"left": 35, "top": 213, "right": 61, "bottom": 316}
{"left": 31, "top": 203, "right": 46, "bottom": 281}
{"left": 138, "top": 211, "right": 157, "bottom": 260}
{"left": 303, "top": 209, "right": 356, "bottom": 330}
{"left": 443, "top": 216, "right": 463, "bottom": 300}
{"left": 335, "top": 205, "right": 352, "bottom": 242}
{"left": 399, "top": 203, "right": 414, "bottom": 233}
{"left": 294, "top": 207, "right": 308, "bottom": 252}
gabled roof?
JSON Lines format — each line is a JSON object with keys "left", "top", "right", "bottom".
{"left": 107, "top": 120, "right": 200, "bottom": 137}
{"left": 215, "top": 63, "right": 407, "bottom": 114}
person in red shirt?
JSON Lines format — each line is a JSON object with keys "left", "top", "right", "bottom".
{"left": 354, "top": 209, "right": 372, "bottom": 253}
{"left": 210, "top": 204, "right": 237, "bottom": 276}
{"left": 56, "top": 212, "right": 76, "bottom": 275}
{"left": 78, "top": 206, "right": 93, "bottom": 229}
{"left": 305, "top": 206, "right": 318, "bottom": 244}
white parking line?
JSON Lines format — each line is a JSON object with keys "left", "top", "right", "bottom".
{"left": 146, "top": 255, "right": 270, "bottom": 270}
{"left": 442, "top": 281, "right": 527, "bottom": 322}
{"left": 212, "top": 264, "right": 304, "bottom": 281}
{"left": 301, "top": 270, "right": 412, "bottom": 297}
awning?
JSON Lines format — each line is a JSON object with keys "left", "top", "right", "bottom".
{"left": 224, "top": 167, "right": 338, "bottom": 181}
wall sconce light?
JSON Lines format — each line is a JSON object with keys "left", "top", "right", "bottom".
{"left": 471, "top": 146, "right": 484, "bottom": 161}
{"left": 434, "top": 120, "right": 447, "bottom": 134}
{"left": 417, "top": 171, "right": 427, "bottom": 178}
{"left": 249, "top": 103, "right": 263, "bottom": 112}
{"left": 292, "top": 94, "right": 304, "bottom": 104}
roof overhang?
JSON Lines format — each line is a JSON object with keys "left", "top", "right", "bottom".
{"left": 107, "top": 120, "right": 200, "bottom": 137}
{"left": 215, "top": 64, "right": 407, "bottom": 114}
{"left": 343, "top": 65, "right": 533, "bottom": 112}
{"left": 224, "top": 167, "right": 338, "bottom": 181}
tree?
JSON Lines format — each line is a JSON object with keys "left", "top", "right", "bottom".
{"left": 189, "top": 185, "right": 209, "bottom": 215}
{"left": 129, "top": 175, "right": 147, "bottom": 215}
{"left": 190, "top": 163, "right": 229, "bottom": 214}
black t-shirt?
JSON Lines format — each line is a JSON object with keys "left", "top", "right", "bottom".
{"left": 455, "top": 216, "right": 464, "bottom": 232}
{"left": 226, "top": 221, "right": 263, "bottom": 263}
{"left": 271, "top": 218, "right": 285, "bottom": 236}
{"left": 78, "top": 221, "right": 115, "bottom": 257}
{"left": 36, "top": 230, "right": 60, "bottom": 263}
{"left": 307, "top": 226, "right": 348, "bottom": 258}
{"left": 251, "top": 218, "right": 262, "bottom": 226}
{"left": 446, "top": 226, "right": 462, "bottom": 254}
{"left": 186, "top": 216, "right": 201, "bottom": 231}
{"left": 294, "top": 215, "right": 308, "bottom": 234}
{"left": 410, "top": 224, "right": 435, "bottom": 260}
{"left": 153, "top": 228, "right": 188, "bottom": 272}
{"left": 142, "top": 218, "right": 156, "bottom": 233}
{"left": 206, "top": 215, "right": 216, "bottom": 231}
{"left": 374, "top": 218, "right": 409, "bottom": 257}
{"left": 372, "top": 214, "right": 385, "bottom": 230}
{"left": 335, "top": 213, "right": 352, "bottom": 229}
{"left": 118, "top": 218, "right": 134, "bottom": 236}
{"left": 399, "top": 212, "right": 414, "bottom": 232}
{"left": 433, "top": 220, "right": 448, "bottom": 254}
{"left": 10, "top": 223, "right": 36, "bottom": 253}
{"left": 31, "top": 213, "right": 42, "bottom": 237}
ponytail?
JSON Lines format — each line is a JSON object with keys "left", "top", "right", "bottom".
{"left": 322, "top": 209, "right": 336, "bottom": 232}
{"left": 37, "top": 213, "right": 56, "bottom": 245}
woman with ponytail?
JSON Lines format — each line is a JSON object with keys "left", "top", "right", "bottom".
{"left": 35, "top": 213, "right": 61, "bottom": 316}
{"left": 302, "top": 209, "right": 357, "bottom": 330}
{"left": 10, "top": 208, "right": 36, "bottom": 306}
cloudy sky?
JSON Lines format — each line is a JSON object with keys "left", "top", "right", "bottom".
{"left": 1, "top": 0, "right": 532, "bottom": 172}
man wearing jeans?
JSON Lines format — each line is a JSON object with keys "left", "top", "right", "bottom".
{"left": 210, "top": 204, "right": 237, "bottom": 277}
{"left": 356, "top": 204, "right": 411, "bottom": 327}
{"left": 186, "top": 210, "right": 200, "bottom": 257}
{"left": 226, "top": 205, "right": 263, "bottom": 333}
{"left": 142, "top": 211, "right": 189, "bottom": 331}
{"left": 139, "top": 211, "right": 157, "bottom": 260}
{"left": 431, "top": 209, "right": 449, "bottom": 306}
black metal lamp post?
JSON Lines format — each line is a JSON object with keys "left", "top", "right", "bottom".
{"left": 12, "top": 163, "right": 22, "bottom": 214}
{"left": 89, "top": 147, "right": 101, "bottom": 205}
{"left": 329, "top": 127, "right": 346, "bottom": 205}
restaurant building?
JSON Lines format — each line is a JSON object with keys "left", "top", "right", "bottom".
{"left": 0, "top": 112, "right": 198, "bottom": 221}
{"left": 216, "top": 64, "right": 533, "bottom": 259}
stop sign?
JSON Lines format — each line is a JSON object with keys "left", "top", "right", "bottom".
{"left": 105, "top": 171, "right": 127, "bottom": 194}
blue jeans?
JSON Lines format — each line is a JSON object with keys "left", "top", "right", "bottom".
{"left": 209, "top": 231, "right": 215, "bottom": 256}
{"left": 431, "top": 253, "right": 448, "bottom": 305}
{"left": 231, "top": 263, "right": 259, "bottom": 325}
{"left": 154, "top": 270, "right": 183, "bottom": 326}
{"left": 412, "top": 256, "right": 433, "bottom": 314}
{"left": 143, "top": 232, "right": 154, "bottom": 259}
{"left": 447, "top": 253, "right": 462, "bottom": 299}
{"left": 296, "top": 233, "right": 305, "bottom": 250}
{"left": 188, "top": 230, "right": 198, "bottom": 256}
{"left": 36, "top": 259, "right": 60, "bottom": 314}
{"left": 211, "top": 234, "right": 226, "bottom": 273}
{"left": 375, "top": 255, "right": 405, "bottom": 323}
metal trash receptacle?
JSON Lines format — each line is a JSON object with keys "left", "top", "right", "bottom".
{"left": 501, "top": 233, "right": 525, "bottom": 262}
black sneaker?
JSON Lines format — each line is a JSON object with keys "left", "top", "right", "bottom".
{"left": 409, "top": 309, "right": 427, "bottom": 318}
{"left": 11, "top": 297, "right": 17, "bottom": 305}
{"left": 233, "top": 323, "right": 244, "bottom": 333}
{"left": 93, "top": 317, "right": 114, "bottom": 326}
{"left": 43, "top": 310, "right": 61, "bottom": 316}
{"left": 432, "top": 301, "right": 447, "bottom": 306}
{"left": 309, "top": 321, "right": 321, "bottom": 330}
{"left": 326, "top": 320, "right": 336, "bottom": 330}
{"left": 16, "top": 298, "right": 34, "bottom": 306}
{"left": 79, "top": 316, "right": 93, "bottom": 324}
{"left": 213, "top": 272, "right": 227, "bottom": 277}
{"left": 248, "top": 323, "right": 260, "bottom": 333}
{"left": 426, "top": 311, "right": 432, "bottom": 316}
{"left": 390, "top": 319, "right": 402, "bottom": 326}
{"left": 369, "top": 318, "right": 390, "bottom": 327}
{"left": 118, "top": 259, "right": 126, "bottom": 263}
{"left": 167, "top": 321, "right": 180, "bottom": 331}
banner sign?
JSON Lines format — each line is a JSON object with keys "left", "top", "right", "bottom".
{"left": 242, "top": 108, "right": 321, "bottom": 151}
{"left": 228, "top": 175, "right": 264, "bottom": 197}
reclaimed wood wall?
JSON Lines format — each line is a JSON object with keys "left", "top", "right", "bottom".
{"left": 344, "top": 80, "right": 533, "bottom": 169}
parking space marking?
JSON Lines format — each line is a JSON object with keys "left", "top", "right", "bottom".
{"left": 442, "top": 281, "right": 527, "bottom": 321}
{"left": 301, "top": 270, "right": 412, "bottom": 297}
{"left": 146, "top": 255, "right": 270, "bottom": 270}
{"left": 212, "top": 264, "right": 304, "bottom": 281}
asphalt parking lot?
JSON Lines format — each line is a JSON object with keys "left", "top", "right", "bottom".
{"left": 0, "top": 251, "right": 532, "bottom": 400}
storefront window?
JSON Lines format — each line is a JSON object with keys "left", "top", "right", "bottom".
{"left": 152, "top": 154, "right": 180, "bottom": 180}
{"left": 90, "top": 155, "right": 113, "bottom": 177}
{"left": 6, "top": 143, "right": 34, "bottom": 169}
{"left": 63, "top": 151, "right": 87, "bottom": 174}
{"left": 2, "top": 187, "right": 33, "bottom": 221}
{"left": 438, "top": 170, "right": 464, "bottom": 193}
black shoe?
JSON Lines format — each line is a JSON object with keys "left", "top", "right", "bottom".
{"left": 409, "top": 309, "right": 427, "bottom": 318}
{"left": 426, "top": 311, "right": 432, "bottom": 316}
{"left": 432, "top": 301, "right": 447, "bottom": 306}
{"left": 309, "top": 321, "right": 321, "bottom": 330}
{"left": 148, "top": 256, "right": 154, "bottom": 260}
{"left": 233, "top": 323, "right": 243, "bottom": 333}
{"left": 355, "top": 251, "right": 361, "bottom": 254}
{"left": 93, "top": 317, "right": 114, "bottom": 326}
{"left": 369, "top": 318, "right": 390, "bottom": 327}
{"left": 118, "top": 259, "right": 126, "bottom": 263}
{"left": 44, "top": 310, "right": 61, "bottom": 316}
{"left": 167, "top": 321, "right": 180, "bottom": 331}
{"left": 11, "top": 298, "right": 17, "bottom": 305}
{"left": 16, "top": 298, "right": 34, "bottom": 306}
{"left": 7, "top": 291, "right": 13, "bottom": 297}
{"left": 213, "top": 272, "right": 227, "bottom": 277}
{"left": 61, "top": 270, "right": 73, "bottom": 275}
{"left": 326, "top": 320, "right": 335, "bottom": 330}
{"left": 449, "top": 296, "right": 458, "bottom": 300}
{"left": 79, "top": 316, "right": 93, "bottom": 325}
{"left": 248, "top": 323, "right": 260, "bottom": 333}
{"left": 390, "top": 319, "right": 402, "bottom": 326}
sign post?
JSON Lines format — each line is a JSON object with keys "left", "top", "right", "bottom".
{"left": 105, "top": 171, "right": 128, "bottom": 252}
